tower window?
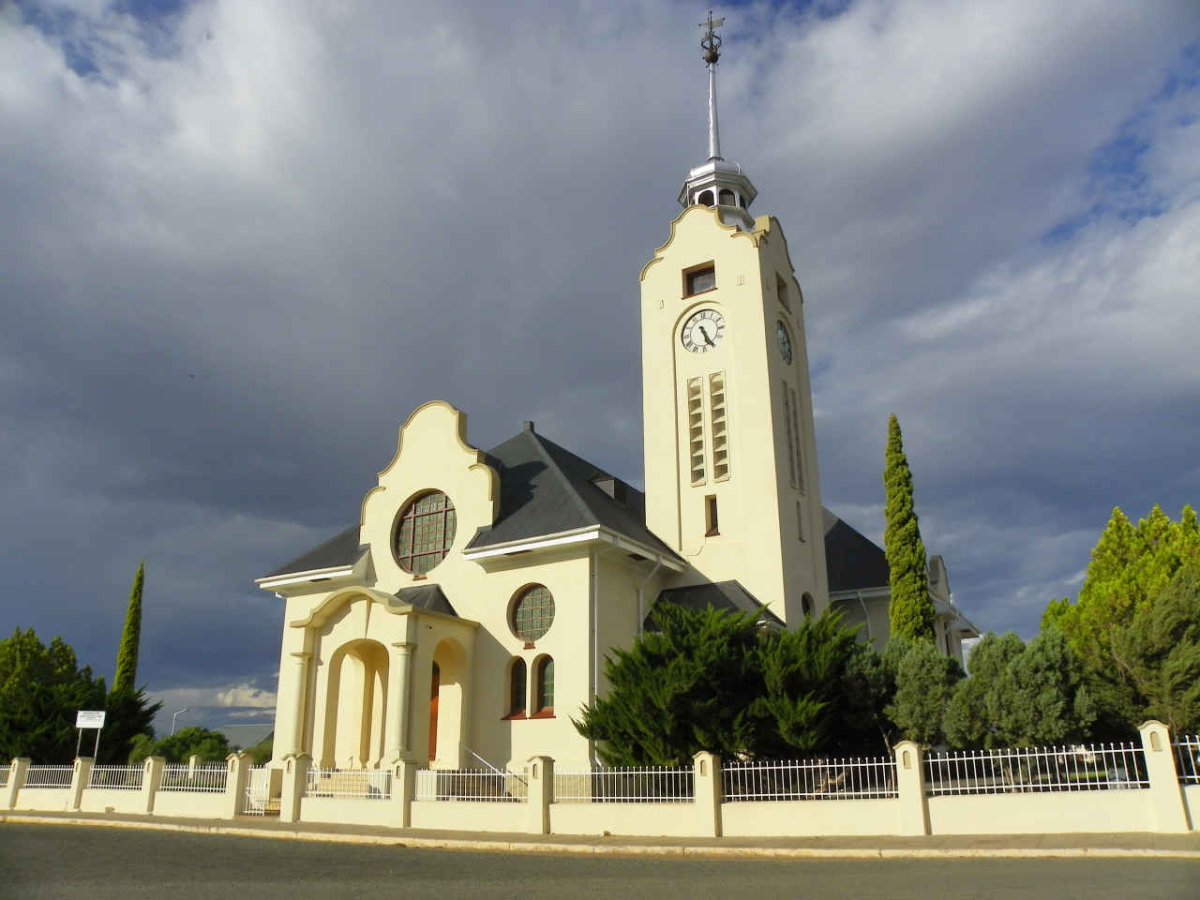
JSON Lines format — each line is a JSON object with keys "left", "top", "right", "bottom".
{"left": 709, "top": 372, "right": 729, "bottom": 481}
{"left": 705, "top": 495, "right": 719, "bottom": 536}
{"left": 776, "top": 274, "right": 790, "bottom": 310}
{"left": 685, "top": 266, "right": 716, "bottom": 296}
{"left": 789, "top": 387, "right": 805, "bottom": 492}
{"left": 718, "top": 188, "right": 735, "bottom": 206}
{"left": 696, "top": 189, "right": 714, "bottom": 206}
{"left": 781, "top": 384, "right": 797, "bottom": 488}
{"left": 802, "top": 593, "right": 814, "bottom": 617}
{"left": 687, "top": 377, "right": 705, "bottom": 484}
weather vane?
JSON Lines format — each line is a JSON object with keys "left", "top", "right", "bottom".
{"left": 700, "top": 11, "right": 724, "bottom": 66}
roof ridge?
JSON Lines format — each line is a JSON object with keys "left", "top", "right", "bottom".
{"left": 524, "top": 430, "right": 602, "bottom": 528}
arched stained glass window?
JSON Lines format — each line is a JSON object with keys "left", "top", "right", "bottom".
{"left": 394, "top": 491, "right": 456, "bottom": 575}
{"left": 535, "top": 657, "right": 554, "bottom": 713}
{"left": 509, "top": 658, "right": 527, "bottom": 717}
{"left": 511, "top": 585, "right": 555, "bottom": 642}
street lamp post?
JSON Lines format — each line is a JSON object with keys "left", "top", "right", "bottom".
{"left": 171, "top": 707, "right": 192, "bottom": 736}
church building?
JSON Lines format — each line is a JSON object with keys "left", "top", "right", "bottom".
{"left": 255, "top": 19, "right": 978, "bottom": 774}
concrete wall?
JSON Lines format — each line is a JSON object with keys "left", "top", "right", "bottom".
{"left": 926, "top": 791, "right": 1150, "bottom": 835}
{"left": 152, "top": 792, "right": 227, "bottom": 819}
{"left": 11, "top": 788, "right": 72, "bottom": 812}
{"left": 550, "top": 802, "right": 710, "bottom": 838}
{"left": 722, "top": 798, "right": 899, "bottom": 837}
{"left": 301, "top": 796, "right": 402, "bottom": 828}
{"left": 79, "top": 789, "right": 147, "bottom": 815}
{"left": 409, "top": 800, "right": 526, "bottom": 832}
{"left": 1184, "top": 784, "right": 1199, "bottom": 831}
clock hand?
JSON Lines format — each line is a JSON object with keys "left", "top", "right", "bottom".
{"left": 699, "top": 325, "right": 716, "bottom": 347}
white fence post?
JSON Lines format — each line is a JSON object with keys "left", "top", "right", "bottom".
{"left": 4, "top": 758, "right": 29, "bottom": 810}
{"left": 392, "top": 758, "right": 416, "bottom": 827}
{"left": 222, "top": 752, "right": 252, "bottom": 819}
{"left": 69, "top": 758, "right": 94, "bottom": 811}
{"left": 526, "top": 756, "right": 553, "bottom": 835}
{"left": 141, "top": 756, "right": 165, "bottom": 814}
{"left": 1139, "top": 720, "right": 1190, "bottom": 832}
{"left": 693, "top": 751, "right": 723, "bottom": 837}
{"left": 279, "top": 753, "right": 310, "bottom": 824}
{"left": 894, "top": 741, "right": 929, "bottom": 835}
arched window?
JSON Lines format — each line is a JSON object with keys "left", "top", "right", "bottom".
{"left": 718, "top": 188, "right": 735, "bottom": 206}
{"left": 394, "top": 491, "right": 456, "bottom": 575}
{"left": 534, "top": 657, "right": 554, "bottom": 714}
{"left": 508, "top": 658, "right": 527, "bottom": 717}
{"left": 510, "top": 585, "right": 555, "bottom": 642}
{"left": 801, "top": 593, "right": 815, "bottom": 617}
{"left": 697, "top": 189, "right": 714, "bottom": 206}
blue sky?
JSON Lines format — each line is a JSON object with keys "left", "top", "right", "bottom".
{"left": 2, "top": 0, "right": 1198, "bottom": 737}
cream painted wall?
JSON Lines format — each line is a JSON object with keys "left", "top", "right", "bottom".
{"left": 640, "top": 207, "right": 828, "bottom": 625}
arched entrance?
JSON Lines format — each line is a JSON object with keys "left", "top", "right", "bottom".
{"left": 322, "top": 640, "right": 389, "bottom": 769}
{"left": 428, "top": 639, "right": 466, "bottom": 765}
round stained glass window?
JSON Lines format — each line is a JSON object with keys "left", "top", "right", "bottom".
{"left": 511, "top": 585, "right": 555, "bottom": 642}
{"left": 394, "top": 491, "right": 457, "bottom": 575}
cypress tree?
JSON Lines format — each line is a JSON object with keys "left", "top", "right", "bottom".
{"left": 113, "top": 562, "right": 144, "bottom": 695}
{"left": 883, "top": 415, "right": 935, "bottom": 642}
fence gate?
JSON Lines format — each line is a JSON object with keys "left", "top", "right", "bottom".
{"left": 242, "top": 766, "right": 279, "bottom": 817}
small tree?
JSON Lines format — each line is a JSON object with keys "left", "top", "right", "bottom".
{"left": 130, "top": 726, "right": 232, "bottom": 764}
{"left": 113, "top": 562, "right": 144, "bottom": 695}
{"left": 883, "top": 415, "right": 935, "bottom": 642}
{"left": 885, "top": 638, "right": 960, "bottom": 746}
{"left": 1109, "top": 561, "right": 1200, "bottom": 734}
{"left": 943, "top": 632, "right": 1024, "bottom": 748}
{"left": 574, "top": 604, "right": 762, "bottom": 765}
{"left": 575, "top": 604, "right": 873, "bottom": 764}
{"left": 0, "top": 629, "right": 106, "bottom": 762}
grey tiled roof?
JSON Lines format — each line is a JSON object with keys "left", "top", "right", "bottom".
{"left": 465, "top": 425, "right": 679, "bottom": 558}
{"left": 263, "top": 425, "right": 679, "bottom": 581}
{"left": 390, "top": 584, "right": 458, "bottom": 618}
{"left": 649, "top": 580, "right": 784, "bottom": 628}
{"left": 264, "top": 525, "right": 365, "bottom": 579}
{"left": 822, "top": 508, "right": 890, "bottom": 593}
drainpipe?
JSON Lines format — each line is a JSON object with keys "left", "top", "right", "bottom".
{"left": 589, "top": 547, "right": 600, "bottom": 766}
{"left": 856, "top": 591, "right": 873, "bottom": 644}
{"left": 636, "top": 558, "right": 663, "bottom": 637}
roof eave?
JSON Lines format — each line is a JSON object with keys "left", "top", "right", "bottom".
{"left": 463, "top": 526, "right": 685, "bottom": 571}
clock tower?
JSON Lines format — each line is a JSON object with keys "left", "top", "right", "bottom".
{"left": 640, "top": 14, "right": 828, "bottom": 625}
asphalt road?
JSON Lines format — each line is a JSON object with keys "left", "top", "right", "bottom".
{"left": 0, "top": 824, "right": 1197, "bottom": 900}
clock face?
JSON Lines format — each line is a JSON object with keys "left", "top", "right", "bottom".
{"left": 681, "top": 309, "right": 726, "bottom": 353}
{"left": 776, "top": 321, "right": 793, "bottom": 365}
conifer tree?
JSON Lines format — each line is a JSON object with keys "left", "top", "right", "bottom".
{"left": 113, "top": 562, "right": 144, "bottom": 695}
{"left": 883, "top": 415, "right": 935, "bottom": 642}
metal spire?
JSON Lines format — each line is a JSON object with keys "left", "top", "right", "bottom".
{"left": 701, "top": 11, "right": 725, "bottom": 161}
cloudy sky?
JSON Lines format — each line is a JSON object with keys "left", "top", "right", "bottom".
{"left": 3, "top": 0, "right": 1198, "bottom": 736}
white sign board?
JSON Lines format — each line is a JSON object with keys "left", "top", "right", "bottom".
{"left": 76, "top": 710, "right": 106, "bottom": 729}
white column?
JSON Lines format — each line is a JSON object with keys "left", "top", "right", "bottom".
{"left": 288, "top": 651, "right": 311, "bottom": 757}
{"left": 387, "top": 641, "right": 415, "bottom": 762}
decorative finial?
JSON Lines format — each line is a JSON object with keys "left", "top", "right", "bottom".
{"left": 699, "top": 11, "right": 725, "bottom": 161}
{"left": 700, "top": 11, "right": 724, "bottom": 65}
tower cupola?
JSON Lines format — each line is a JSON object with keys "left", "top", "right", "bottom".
{"left": 678, "top": 12, "right": 757, "bottom": 229}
